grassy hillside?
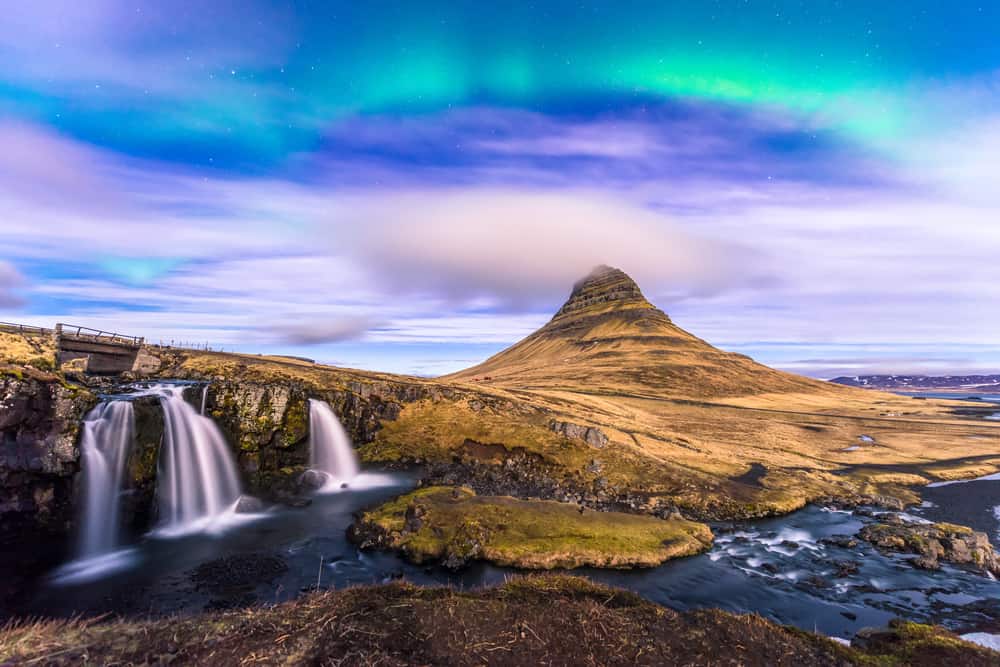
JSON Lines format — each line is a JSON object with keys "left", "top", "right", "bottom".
{"left": 0, "top": 331, "right": 56, "bottom": 372}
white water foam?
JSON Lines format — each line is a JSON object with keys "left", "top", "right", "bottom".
{"left": 820, "top": 507, "right": 853, "bottom": 515}
{"left": 51, "top": 548, "right": 138, "bottom": 585}
{"left": 148, "top": 497, "right": 267, "bottom": 539}
{"left": 961, "top": 633, "right": 1000, "bottom": 651}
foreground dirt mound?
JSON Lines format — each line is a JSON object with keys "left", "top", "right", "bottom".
{"left": 2, "top": 576, "right": 995, "bottom": 666}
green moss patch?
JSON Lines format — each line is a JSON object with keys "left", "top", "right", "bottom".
{"left": 353, "top": 486, "right": 713, "bottom": 569}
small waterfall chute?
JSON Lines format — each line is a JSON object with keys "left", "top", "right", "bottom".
{"left": 308, "top": 399, "right": 360, "bottom": 490}
{"left": 304, "top": 399, "right": 396, "bottom": 492}
{"left": 154, "top": 385, "right": 247, "bottom": 536}
{"left": 77, "top": 400, "right": 134, "bottom": 557}
{"left": 53, "top": 400, "right": 137, "bottom": 584}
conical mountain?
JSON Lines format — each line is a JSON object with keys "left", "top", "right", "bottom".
{"left": 446, "top": 265, "right": 834, "bottom": 399}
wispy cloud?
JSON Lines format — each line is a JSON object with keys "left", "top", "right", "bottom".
{"left": 1, "top": 95, "right": 999, "bottom": 375}
{"left": 266, "top": 317, "right": 380, "bottom": 345}
{"left": 0, "top": 261, "right": 25, "bottom": 309}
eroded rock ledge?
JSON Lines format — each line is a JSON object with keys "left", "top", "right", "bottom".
{"left": 859, "top": 515, "right": 1000, "bottom": 576}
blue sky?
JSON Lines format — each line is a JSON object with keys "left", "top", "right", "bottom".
{"left": 2, "top": 1, "right": 999, "bottom": 377}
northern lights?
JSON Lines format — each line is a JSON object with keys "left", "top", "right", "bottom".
{"left": 1, "top": 1, "right": 999, "bottom": 376}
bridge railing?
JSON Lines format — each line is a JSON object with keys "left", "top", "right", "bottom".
{"left": 0, "top": 321, "right": 54, "bottom": 336}
{"left": 55, "top": 323, "right": 144, "bottom": 346}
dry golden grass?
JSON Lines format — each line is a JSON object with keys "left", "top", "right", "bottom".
{"left": 0, "top": 331, "right": 55, "bottom": 370}
{"left": 431, "top": 267, "right": 1000, "bottom": 510}
{"left": 3, "top": 576, "right": 992, "bottom": 666}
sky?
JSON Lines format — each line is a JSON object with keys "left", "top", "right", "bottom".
{"left": 2, "top": 1, "right": 999, "bottom": 378}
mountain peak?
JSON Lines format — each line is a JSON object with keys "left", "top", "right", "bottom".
{"left": 446, "top": 264, "right": 829, "bottom": 399}
{"left": 551, "top": 265, "right": 660, "bottom": 323}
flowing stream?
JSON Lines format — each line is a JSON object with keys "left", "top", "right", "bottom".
{"left": 32, "top": 385, "right": 1000, "bottom": 650}
{"left": 36, "top": 475, "right": 1000, "bottom": 644}
{"left": 53, "top": 383, "right": 250, "bottom": 584}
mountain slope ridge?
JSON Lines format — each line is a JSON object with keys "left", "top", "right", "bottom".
{"left": 446, "top": 265, "right": 839, "bottom": 399}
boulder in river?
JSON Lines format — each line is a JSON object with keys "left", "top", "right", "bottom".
{"left": 859, "top": 517, "right": 1000, "bottom": 576}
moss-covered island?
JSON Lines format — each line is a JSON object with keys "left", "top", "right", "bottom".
{"left": 2, "top": 576, "right": 996, "bottom": 666}
{"left": 351, "top": 486, "right": 713, "bottom": 569}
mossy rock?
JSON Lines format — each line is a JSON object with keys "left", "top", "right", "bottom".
{"left": 353, "top": 486, "right": 713, "bottom": 570}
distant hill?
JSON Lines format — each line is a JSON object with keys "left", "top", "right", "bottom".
{"left": 831, "top": 375, "right": 1000, "bottom": 391}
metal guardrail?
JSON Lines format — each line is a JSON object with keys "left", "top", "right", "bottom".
{"left": 55, "top": 323, "right": 144, "bottom": 346}
{"left": 0, "top": 321, "right": 54, "bottom": 336}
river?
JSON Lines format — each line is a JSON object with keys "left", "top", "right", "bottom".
{"left": 25, "top": 469, "right": 1000, "bottom": 644}
{"left": 18, "top": 387, "right": 1000, "bottom": 648}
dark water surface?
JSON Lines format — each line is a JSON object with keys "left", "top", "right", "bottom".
{"left": 27, "top": 468, "right": 1000, "bottom": 640}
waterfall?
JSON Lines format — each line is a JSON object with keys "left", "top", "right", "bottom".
{"left": 200, "top": 383, "right": 209, "bottom": 415}
{"left": 76, "top": 401, "right": 134, "bottom": 558}
{"left": 308, "top": 399, "right": 359, "bottom": 486}
{"left": 155, "top": 385, "right": 243, "bottom": 534}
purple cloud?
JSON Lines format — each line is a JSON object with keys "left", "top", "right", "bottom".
{"left": 0, "top": 261, "right": 25, "bottom": 309}
{"left": 266, "top": 317, "right": 380, "bottom": 345}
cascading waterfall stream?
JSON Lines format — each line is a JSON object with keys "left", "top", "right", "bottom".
{"left": 155, "top": 385, "right": 243, "bottom": 534}
{"left": 308, "top": 399, "right": 360, "bottom": 488}
{"left": 200, "top": 383, "right": 209, "bottom": 415}
{"left": 55, "top": 383, "right": 262, "bottom": 584}
{"left": 76, "top": 401, "right": 135, "bottom": 559}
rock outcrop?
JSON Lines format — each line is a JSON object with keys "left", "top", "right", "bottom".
{"left": 193, "top": 378, "right": 420, "bottom": 497}
{"left": 0, "top": 370, "right": 95, "bottom": 544}
{"left": 0, "top": 368, "right": 96, "bottom": 608}
{"left": 859, "top": 515, "right": 1000, "bottom": 575}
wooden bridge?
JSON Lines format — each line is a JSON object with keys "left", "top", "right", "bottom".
{"left": 54, "top": 323, "right": 145, "bottom": 375}
{"left": 2, "top": 321, "right": 152, "bottom": 375}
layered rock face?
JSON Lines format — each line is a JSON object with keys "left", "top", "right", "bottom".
{"left": 197, "top": 379, "right": 423, "bottom": 497}
{"left": 0, "top": 370, "right": 96, "bottom": 608}
{"left": 0, "top": 372, "right": 95, "bottom": 545}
